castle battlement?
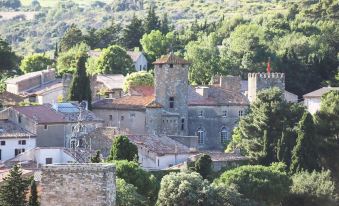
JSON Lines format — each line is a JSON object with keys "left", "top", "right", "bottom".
{"left": 248, "top": 72, "right": 284, "bottom": 79}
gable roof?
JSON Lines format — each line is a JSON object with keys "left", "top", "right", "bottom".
{"left": 0, "top": 91, "right": 24, "bottom": 105}
{"left": 303, "top": 87, "right": 339, "bottom": 98}
{"left": 126, "top": 51, "right": 143, "bottom": 62}
{"left": 13, "top": 105, "right": 66, "bottom": 124}
{"left": 96, "top": 74, "right": 125, "bottom": 90}
{"left": 0, "top": 120, "right": 36, "bottom": 139}
{"left": 153, "top": 53, "right": 190, "bottom": 65}
{"left": 92, "top": 96, "right": 162, "bottom": 110}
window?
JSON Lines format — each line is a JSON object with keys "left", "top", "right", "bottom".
{"left": 0, "top": 149, "right": 1, "bottom": 160}
{"left": 197, "top": 128, "right": 205, "bottom": 145}
{"left": 46, "top": 158, "right": 53, "bottom": 164}
{"left": 130, "top": 113, "right": 136, "bottom": 118}
{"left": 239, "top": 110, "right": 244, "bottom": 117}
{"left": 18, "top": 140, "right": 26, "bottom": 145}
{"left": 221, "top": 127, "right": 229, "bottom": 144}
{"left": 121, "top": 116, "right": 124, "bottom": 121}
{"left": 0, "top": 141, "right": 5, "bottom": 146}
{"left": 15, "top": 149, "right": 25, "bottom": 156}
{"left": 157, "top": 159, "right": 160, "bottom": 167}
{"left": 44, "top": 125, "right": 48, "bottom": 130}
{"left": 109, "top": 115, "right": 113, "bottom": 121}
{"left": 222, "top": 111, "right": 227, "bottom": 117}
{"left": 181, "top": 118, "right": 185, "bottom": 131}
{"left": 139, "top": 65, "right": 142, "bottom": 71}
{"left": 169, "top": 64, "right": 173, "bottom": 68}
{"left": 18, "top": 115, "right": 21, "bottom": 123}
{"left": 198, "top": 111, "right": 203, "bottom": 117}
{"left": 169, "top": 97, "right": 174, "bottom": 108}
{"left": 159, "top": 64, "right": 163, "bottom": 68}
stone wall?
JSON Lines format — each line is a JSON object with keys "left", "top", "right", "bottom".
{"left": 41, "top": 163, "right": 116, "bottom": 206}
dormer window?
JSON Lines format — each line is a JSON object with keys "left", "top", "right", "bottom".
{"left": 169, "top": 97, "right": 174, "bottom": 108}
{"left": 169, "top": 64, "right": 173, "bottom": 68}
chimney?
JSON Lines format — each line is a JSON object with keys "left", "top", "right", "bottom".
{"left": 195, "top": 86, "right": 209, "bottom": 98}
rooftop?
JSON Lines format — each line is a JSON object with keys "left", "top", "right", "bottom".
{"left": 92, "top": 96, "right": 162, "bottom": 110}
{"left": 153, "top": 53, "right": 190, "bottom": 65}
{"left": 0, "top": 91, "right": 24, "bottom": 105}
{"left": 5, "top": 69, "right": 55, "bottom": 84}
{"left": 188, "top": 86, "right": 249, "bottom": 106}
{"left": 0, "top": 120, "right": 35, "bottom": 139}
{"left": 20, "top": 79, "right": 62, "bottom": 96}
{"left": 96, "top": 74, "right": 125, "bottom": 90}
{"left": 50, "top": 103, "right": 103, "bottom": 122}
{"left": 303, "top": 87, "right": 339, "bottom": 98}
{"left": 126, "top": 51, "right": 143, "bottom": 62}
{"left": 13, "top": 105, "right": 66, "bottom": 124}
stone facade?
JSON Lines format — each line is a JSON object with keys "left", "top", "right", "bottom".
{"left": 41, "top": 163, "right": 116, "bottom": 206}
{"left": 248, "top": 72, "right": 285, "bottom": 103}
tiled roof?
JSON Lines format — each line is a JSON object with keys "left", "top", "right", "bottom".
{"left": 13, "top": 105, "right": 66, "bottom": 124}
{"left": 0, "top": 91, "right": 24, "bottom": 105}
{"left": 92, "top": 96, "right": 162, "bottom": 110}
{"left": 193, "top": 151, "right": 248, "bottom": 162}
{"left": 96, "top": 74, "right": 125, "bottom": 90}
{"left": 127, "top": 134, "right": 194, "bottom": 155}
{"left": 50, "top": 103, "right": 103, "bottom": 122}
{"left": 126, "top": 51, "right": 142, "bottom": 62}
{"left": 153, "top": 53, "right": 190, "bottom": 65}
{"left": 0, "top": 120, "right": 36, "bottom": 139}
{"left": 21, "top": 79, "right": 62, "bottom": 96}
{"left": 129, "top": 86, "right": 155, "bottom": 96}
{"left": 6, "top": 70, "right": 44, "bottom": 84}
{"left": 303, "top": 87, "right": 339, "bottom": 98}
{"left": 188, "top": 86, "right": 249, "bottom": 106}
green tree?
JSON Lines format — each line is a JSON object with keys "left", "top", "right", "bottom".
{"left": 290, "top": 112, "right": 319, "bottom": 173}
{"left": 144, "top": 6, "right": 160, "bottom": 34}
{"left": 160, "top": 13, "right": 170, "bottom": 34}
{"left": 122, "top": 71, "right": 154, "bottom": 92}
{"left": 60, "top": 25, "right": 84, "bottom": 52}
{"left": 91, "top": 150, "right": 101, "bottom": 163}
{"left": 284, "top": 170, "right": 337, "bottom": 206}
{"left": 28, "top": 179, "right": 39, "bottom": 206}
{"left": 185, "top": 33, "right": 221, "bottom": 84}
{"left": 116, "top": 178, "right": 147, "bottom": 206}
{"left": 108, "top": 135, "right": 138, "bottom": 162}
{"left": 0, "top": 37, "right": 18, "bottom": 73}
{"left": 56, "top": 43, "right": 89, "bottom": 74}
{"left": 95, "top": 45, "right": 133, "bottom": 75}
{"left": 194, "top": 154, "right": 212, "bottom": 179}
{"left": 95, "top": 19, "right": 122, "bottom": 49}
{"left": 113, "top": 160, "right": 158, "bottom": 205}
{"left": 140, "top": 30, "right": 169, "bottom": 61}
{"left": 214, "top": 163, "right": 291, "bottom": 205}
{"left": 0, "top": 165, "right": 30, "bottom": 206}
{"left": 123, "top": 14, "right": 144, "bottom": 49}
{"left": 20, "top": 54, "right": 52, "bottom": 74}
{"left": 67, "top": 53, "right": 92, "bottom": 108}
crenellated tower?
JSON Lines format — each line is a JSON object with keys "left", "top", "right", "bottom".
{"left": 248, "top": 72, "right": 285, "bottom": 103}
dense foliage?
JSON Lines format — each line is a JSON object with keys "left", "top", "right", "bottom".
{"left": 122, "top": 71, "right": 154, "bottom": 92}
{"left": 20, "top": 53, "right": 52, "bottom": 73}
{"left": 28, "top": 179, "right": 39, "bottom": 206}
{"left": 56, "top": 43, "right": 89, "bottom": 74}
{"left": 116, "top": 178, "right": 146, "bottom": 206}
{"left": 108, "top": 135, "right": 138, "bottom": 162}
{"left": 193, "top": 154, "right": 212, "bottom": 179}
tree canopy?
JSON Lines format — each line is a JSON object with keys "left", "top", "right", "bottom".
{"left": 59, "top": 25, "right": 84, "bottom": 52}
{"left": 56, "top": 43, "right": 89, "bottom": 74}
{"left": 108, "top": 135, "right": 138, "bottom": 162}
{"left": 122, "top": 71, "right": 154, "bottom": 92}
{"left": 0, "top": 37, "right": 18, "bottom": 73}
{"left": 20, "top": 54, "right": 52, "bottom": 74}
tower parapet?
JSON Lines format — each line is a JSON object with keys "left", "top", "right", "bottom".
{"left": 248, "top": 72, "right": 285, "bottom": 103}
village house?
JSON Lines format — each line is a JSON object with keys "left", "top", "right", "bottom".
{"left": 93, "top": 74, "right": 125, "bottom": 100}
{"left": 92, "top": 53, "right": 289, "bottom": 151}
{"left": 5, "top": 68, "right": 63, "bottom": 104}
{"left": 0, "top": 91, "right": 25, "bottom": 110}
{"left": 303, "top": 86, "right": 339, "bottom": 114}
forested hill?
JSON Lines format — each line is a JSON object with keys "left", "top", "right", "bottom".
{"left": 1, "top": 0, "right": 292, "bottom": 54}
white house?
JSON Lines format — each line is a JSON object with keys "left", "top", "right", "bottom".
{"left": 127, "top": 51, "right": 148, "bottom": 71}
{"left": 303, "top": 87, "right": 339, "bottom": 114}
{"left": 0, "top": 120, "right": 36, "bottom": 162}
{"left": 127, "top": 134, "right": 196, "bottom": 170}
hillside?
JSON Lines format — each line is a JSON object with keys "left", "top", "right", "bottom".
{"left": 0, "top": 0, "right": 289, "bottom": 55}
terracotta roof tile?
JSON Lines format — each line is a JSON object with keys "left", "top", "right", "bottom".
{"left": 0, "top": 91, "right": 24, "bottom": 105}
{"left": 153, "top": 53, "right": 190, "bottom": 65}
{"left": 13, "top": 105, "right": 66, "bottom": 124}
{"left": 92, "top": 96, "right": 162, "bottom": 110}
{"left": 129, "top": 86, "right": 155, "bottom": 96}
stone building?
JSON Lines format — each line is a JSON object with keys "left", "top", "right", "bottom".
{"left": 303, "top": 87, "right": 339, "bottom": 114}
{"left": 92, "top": 53, "right": 292, "bottom": 150}
{"left": 41, "top": 163, "right": 116, "bottom": 206}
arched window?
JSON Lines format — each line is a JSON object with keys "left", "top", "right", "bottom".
{"left": 220, "top": 127, "right": 228, "bottom": 144}
{"left": 197, "top": 128, "right": 205, "bottom": 145}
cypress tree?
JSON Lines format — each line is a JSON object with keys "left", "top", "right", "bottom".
{"left": 194, "top": 154, "right": 212, "bottom": 179}
{"left": 123, "top": 14, "right": 144, "bottom": 49}
{"left": 108, "top": 135, "right": 138, "bottom": 162}
{"left": 28, "top": 179, "right": 39, "bottom": 206}
{"left": 0, "top": 165, "right": 30, "bottom": 206}
{"left": 67, "top": 54, "right": 92, "bottom": 109}
{"left": 290, "top": 112, "right": 319, "bottom": 173}
{"left": 91, "top": 150, "right": 102, "bottom": 163}
{"left": 54, "top": 43, "right": 58, "bottom": 59}
{"left": 144, "top": 6, "right": 160, "bottom": 34}
{"left": 160, "top": 13, "right": 169, "bottom": 34}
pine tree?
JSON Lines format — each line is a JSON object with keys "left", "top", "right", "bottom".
{"left": 144, "top": 6, "right": 160, "bottom": 34}
{"left": 160, "top": 13, "right": 169, "bottom": 34}
{"left": 0, "top": 164, "right": 30, "bottom": 206}
{"left": 290, "top": 112, "right": 319, "bottom": 173}
{"left": 59, "top": 24, "right": 84, "bottom": 52}
{"left": 28, "top": 179, "right": 39, "bottom": 206}
{"left": 67, "top": 54, "right": 92, "bottom": 109}
{"left": 123, "top": 14, "right": 144, "bottom": 49}
{"left": 91, "top": 150, "right": 101, "bottom": 163}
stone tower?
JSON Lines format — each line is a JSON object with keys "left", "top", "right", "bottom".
{"left": 248, "top": 72, "right": 285, "bottom": 103}
{"left": 152, "top": 53, "right": 190, "bottom": 135}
